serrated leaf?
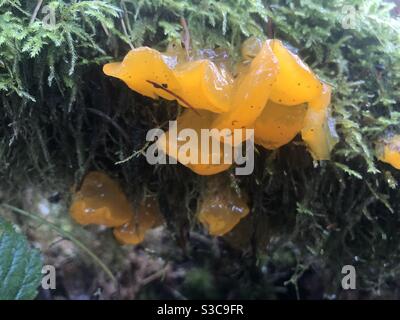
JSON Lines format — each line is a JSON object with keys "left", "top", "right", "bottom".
{"left": 334, "top": 162, "right": 363, "bottom": 179}
{"left": 0, "top": 217, "right": 42, "bottom": 300}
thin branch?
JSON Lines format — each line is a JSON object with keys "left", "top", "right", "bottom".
{"left": 30, "top": 0, "right": 44, "bottom": 24}
{"left": 146, "top": 80, "right": 201, "bottom": 116}
{"left": 180, "top": 17, "right": 191, "bottom": 58}
{"left": 86, "top": 107, "right": 130, "bottom": 142}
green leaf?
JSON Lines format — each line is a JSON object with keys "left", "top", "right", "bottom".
{"left": 0, "top": 217, "right": 42, "bottom": 300}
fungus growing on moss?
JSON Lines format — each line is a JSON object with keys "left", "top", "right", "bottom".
{"left": 173, "top": 60, "right": 233, "bottom": 113}
{"left": 212, "top": 40, "right": 278, "bottom": 137}
{"left": 103, "top": 47, "right": 232, "bottom": 114}
{"left": 197, "top": 177, "right": 249, "bottom": 236}
{"left": 301, "top": 84, "right": 339, "bottom": 160}
{"left": 156, "top": 110, "right": 233, "bottom": 175}
{"left": 103, "top": 47, "right": 181, "bottom": 101}
{"left": 113, "top": 197, "right": 163, "bottom": 245}
{"left": 103, "top": 36, "right": 338, "bottom": 171}
{"left": 254, "top": 101, "right": 307, "bottom": 149}
{"left": 69, "top": 171, "right": 133, "bottom": 227}
{"left": 269, "top": 39, "right": 323, "bottom": 106}
{"left": 376, "top": 135, "right": 400, "bottom": 169}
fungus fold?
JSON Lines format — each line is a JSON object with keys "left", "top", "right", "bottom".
{"left": 269, "top": 39, "right": 323, "bottom": 106}
{"left": 69, "top": 171, "right": 133, "bottom": 227}
{"left": 301, "top": 84, "right": 339, "bottom": 160}
{"left": 70, "top": 172, "right": 163, "bottom": 245}
{"left": 103, "top": 36, "right": 339, "bottom": 174}
{"left": 211, "top": 40, "right": 279, "bottom": 136}
{"left": 103, "top": 47, "right": 181, "bottom": 101}
{"left": 113, "top": 197, "right": 163, "bottom": 245}
{"left": 156, "top": 110, "right": 233, "bottom": 175}
{"left": 254, "top": 101, "right": 307, "bottom": 149}
{"left": 197, "top": 177, "right": 250, "bottom": 236}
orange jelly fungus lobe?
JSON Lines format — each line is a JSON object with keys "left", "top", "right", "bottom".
{"left": 254, "top": 101, "right": 307, "bottom": 149}
{"left": 69, "top": 171, "right": 133, "bottom": 227}
{"left": 269, "top": 40, "right": 323, "bottom": 106}
{"left": 103, "top": 47, "right": 181, "bottom": 101}
{"left": 301, "top": 84, "right": 338, "bottom": 160}
{"left": 113, "top": 197, "right": 163, "bottom": 245}
{"left": 103, "top": 47, "right": 232, "bottom": 114}
{"left": 103, "top": 37, "right": 339, "bottom": 168}
{"left": 212, "top": 40, "right": 279, "bottom": 135}
{"left": 197, "top": 178, "right": 250, "bottom": 236}
{"left": 156, "top": 110, "right": 233, "bottom": 175}
{"left": 174, "top": 60, "right": 233, "bottom": 113}
{"left": 377, "top": 135, "right": 400, "bottom": 170}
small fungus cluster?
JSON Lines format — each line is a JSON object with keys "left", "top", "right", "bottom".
{"left": 70, "top": 37, "right": 342, "bottom": 243}
{"left": 103, "top": 37, "right": 339, "bottom": 175}
{"left": 70, "top": 171, "right": 163, "bottom": 245}
{"left": 69, "top": 172, "right": 249, "bottom": 241}
{"left": 197, "top": 177, "right": 249, "bottom": 236}
{"left": 376, "top": 135, "right": 400, "bottom": 170}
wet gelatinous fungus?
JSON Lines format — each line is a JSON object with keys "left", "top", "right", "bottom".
{"left": 212, "top": 40, "right": 279, "bottom": 137}
{"left": 69, "top": 171, "right": 162, "bottom": 245}
{"left": 173, "top": 59, "right": 233, "bottom": 113}
{"left": 376, "top": 135, "right": 400, "bottom": 170}
{"left": 269, "top": 39, "right": 323, "bottom": 106}
{"left": 254, "top": 101, "right": 308, "bottom": 150}
{"left": 301, "top": 84, "right": 339, "bottom": 160}
{"left": 103, "top": 46, "right": 232, "bottom": 114}
{"left": 113, "top": 197, "right": 163, "bottom": 245}
{"left": 103, "top": 47, "right": 181, "bottom": 101}
{"left": 69, "top": 171, "right": 133, "bottom": 227}
{"left": 156, "top": 110, "right": 233, "bottom": 175}
{"left": 197, "top": 177, "right": 250, "bottom": 236}
{"left": 103, "top": 36, "right": 338, "bottom": 173}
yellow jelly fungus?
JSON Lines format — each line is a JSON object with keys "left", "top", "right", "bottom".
{"left": 301, "top": 84, "right": 339, "bottom": 160}
{"left": 174, "top": 59, "right": 233, "bottom": 113}
{"left": 269, "top": 40, "right": 323, "bottom": 106}
{"left": 377, "top": 135, "right": 400, "bottom": 169}
{"left": 103, "top": 47, "right": 232, "bottom": 114}
{"left": 212, "top": 40, "right": 279, "bottom": 136}
{"left": 254, "top": 100, "right": 307, "bottom": 149}
{"left": 103, "top": 47, "right": 181, "bottom": 101}
{"left": 113, "top": 197, "right": 163, "bottom": 245}
{"left": 156, "top": 110, "right": 233, "bottom": 175}
{"left": 70, "top": 171, "right": 133, "bottom": 227}
{"left": 197, "top": 178, "right": 250, "bottom": 236}
{"left": 103, "top": 37, "right": 338, "bottom": 168}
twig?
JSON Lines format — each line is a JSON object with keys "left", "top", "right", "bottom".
{"left": 140, "top": 263, "right": 170, "bottom": 286}
{"left": 146, "top": 80, "right": 201, "bottom": 116}
{"left": 119, "top": 5, "right": 134, "bottom": 50}
{"left": 180, "top": 17, "right": 191, "bottom": 59}
{"left": 115, "top": 142, "right": 150, "bottom": 165}
{"left": 30, "top": 0, "right": 43, "bottom": 24}
{"left": 86, "top": 107, "right": 130, "bottom": 142}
